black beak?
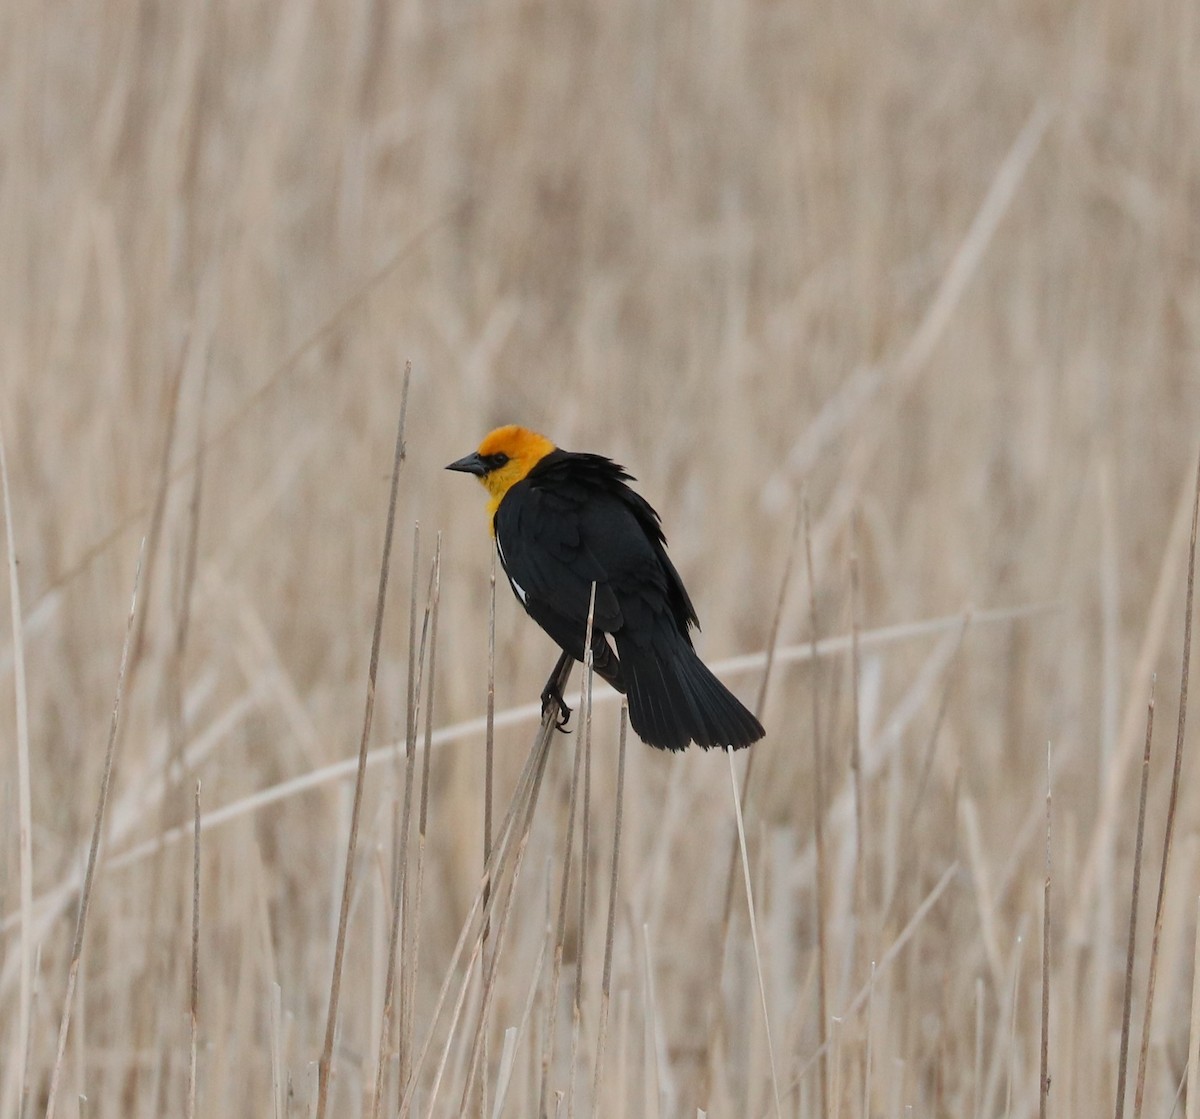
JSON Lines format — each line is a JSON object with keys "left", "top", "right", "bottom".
{"left": 446, "top": 451, "right": 487, "bottom": 476}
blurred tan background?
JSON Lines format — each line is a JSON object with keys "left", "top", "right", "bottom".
{"left": 2, "top": 0, "right": 1199, "bottom": 1115}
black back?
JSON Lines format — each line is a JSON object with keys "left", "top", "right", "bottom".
{"left": 492, "top": 450, "right": 698, "bottom": 657}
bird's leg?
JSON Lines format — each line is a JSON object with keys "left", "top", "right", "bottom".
{"left": 540, "top": 650, "right": 575, "bottom": 731}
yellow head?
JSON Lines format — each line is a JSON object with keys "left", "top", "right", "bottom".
{"left": 446, "top": 425, "right": 557, "bottom": 521}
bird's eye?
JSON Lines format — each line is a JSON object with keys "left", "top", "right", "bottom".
{"left": 491, "top": 453, "right": 509, "bottom": 467}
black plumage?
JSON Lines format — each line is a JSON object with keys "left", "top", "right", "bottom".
{"left": 490, "top": 449, "right": 763, "bottom": 751}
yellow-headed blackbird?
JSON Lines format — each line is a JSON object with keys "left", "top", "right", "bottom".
{"left": 447, "top": 425, "right": 764, "bottom": 752}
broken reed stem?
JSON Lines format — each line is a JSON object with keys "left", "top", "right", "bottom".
{"left": 1115, "top": 681, "right": 1155, "bottom": 1119}
{"left": 727, "top": 750, "right": 783, "bottom": 1118}
{"left": 1132, "top": 451, "right": 1199, "bottom": 1119}
{"left": 539, "top": 584, "right": 598, "bottom": 1118}
{"left": 592, "top": 706, "right": 628, "bottom": 1115}
{"left": 315, "top": 389, "right": 409, "bottom": 1119}
{"left": 397, "top": 655, "right": 573, "bottom": 1119}
{"left": 44, "top": 540, "right": 144, "bottom": 1119}
{"left": 187, "top": 782, "right": 201, "bottom": 1119}
{"left": 1040, "top": 743, "right": 1051, "bottom": 1119}
{"left": 804, "top": 500, "right": 830, "bottom": 1119}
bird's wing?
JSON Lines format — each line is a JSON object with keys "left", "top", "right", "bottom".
{"left": 493, "top": 480, "right": 626, "bottom": 634}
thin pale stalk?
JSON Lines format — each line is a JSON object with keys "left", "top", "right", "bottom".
{"left": 429, "top": 662, "right": 559, "bottom": 1119}
{"left": 315, "top": 395, "right": 409, "bottom": 1119}
{"left": 372, "top": 520, "right": 421, "bottom": 1119}
{"left": 44, "top": 540, "right": 144, "bottom": 1119}
{"left": 538, "top": 585, "right": 598, "bottom": 1116}
{"left": 591, "top": 707, "right": 628, "bottom": 1115}
{"left": 849, "top": 539, "right": 866, "bottom": 924}
{"left": 700, "top": 505, "right": 799, "bottom": 1102}
{"left": 482, "top": 543, "right": 497, "bottom": 1119}
{"left": 187, "top": 782, "right": 201, "bottom": 1119}
{"left": 1004, "top": 936, "right": 1025, "bottom": 1119}
{"left": 396, "top": 656, "right": 573, "bottom": 1119}
{"left": 0, "top": 601, "right": 1046, "bottom": 950}
{"left": 1186, "top": 895, "right": 1200, "bottom": 1119}
{"left": 1040, "top": 743, "right": 1051, "bottom": 1119}
{"left": 727, "top": 749, "right": 783, "bottom": 1118}
{"left": 566, "top": 624, "right": 596, "bottom": 1119}
{"left": 1133, "top": 452, "right": 1200, "bottom": 1119}
{"left": 768, "top": 862, "right": 958, "bottom": 1119}
{"left": 804, "top": 500, "right": 830, "bottom": 1119}
{"left": 395, "top": 520, "right": 422, "bottom": 1102}
{"left": 0, "top": 410, "right": 32, "bottom": 1119}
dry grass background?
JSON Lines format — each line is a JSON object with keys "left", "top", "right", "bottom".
{"left": 1, "top": 0, "right": 1199, "bottom": 1115}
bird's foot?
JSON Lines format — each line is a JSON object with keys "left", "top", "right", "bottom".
{"left": 540, "top": 681, "right": 573, "bottom": 732}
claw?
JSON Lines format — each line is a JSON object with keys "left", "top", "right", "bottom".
{"left": 540, "top": 682, "right": 573, "bottom": 732}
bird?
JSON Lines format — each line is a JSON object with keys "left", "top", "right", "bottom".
{"left": 446, "top": 424, "right": 764, "bottom": 752}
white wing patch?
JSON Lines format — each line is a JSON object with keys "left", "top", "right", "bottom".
{"left": 496, "top": 537, "right": 529, "bottom": 605}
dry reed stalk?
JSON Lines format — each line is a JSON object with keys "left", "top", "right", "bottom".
{"left": 1073, "top": 458, "right": 1198, "bottom": 940}
{"left": 974, "top": 977, "right": 984, "bottom": 1119}
{"left": 772, "top": 862, "right": 958, "bottom": 1118}
{"left": 482, "top": 541, "right": 498, "bottom": 1119}
{"left": 37, "top": 218, "right": 453, "bottom": 610}
{"left": 1132, "top": 452, "right": 1200, "bottom": 1119}
{"left": 591, "top": 707, "right": 628, "bottom": 1115}
{"left": 804, "top": 499, "right": 831, "bottom": 1119}
{"left": 408, "top": 539, "right": 442, "bottom": 1098}
{"left": 433, "top": 756, "right": 546, "bottom": 1119}
{"left": 0, "top": 599, "right": 1045, "bottom": 953}
{"left": 270, "top": 982, "right": 284, "bottom": 1119}
{"left": 1114, "top": 680, "right": 1155, "bottom": 1119}
{"left": 187, "top": 782, "right": 201, "bottom": 1119}
{"left": 862, "top": 963, "right": 877, "bottom": 1119}
{"left": 395, "top": 519, "right": 422, "bottom": 1097}
{"left": 153, "top": 361, "right": 209, "bottom": 1119}
{"left": 849, "top": 539, "right": 866, "bottom": 927}
{"left": 315, "top": 391, "right": 409, "bottom": 1119}
{"left": 371, "top": 519, "right": 422, "bottom": 1119}
{"left": 491, "top": 936, "right": 549, "bottom": 1119}
{"left": 566, "top": 622, "right": 596, "bottom": 1119}
{"left": 1186, "top": 894, "right": 1200, "bottom": 1119}
{"left": 128, "top": 335, "right": 189, "bottom": 676}
{"left": 642, "top": 924, "right": 664, "bottom": 1119}
{"left": 811, "top": 102, "right": 1051, "bottom": 574}
{"left": 455, "top": 668, "right": 560, "bottom": 1116}
{"left": 0, "top": 413, "right": 32, "bottom": 1119}
{"left": 43, "top": 540, "right": 144, "bottom": 1119}
{"left": 1040, "top": 744, "right": 1051, "bottom": 1119}
{"left": 538, "top": 585, "right": 598, "bottom": 1116}
{"left": 1004, "top": 934, "right": 1025, "bottom": 1119}
{"left": 396, "top": 655, "right": 574, "bottom": 1119}
{"left": 700, "top": 502, "right": 799, "bottom": 1103}
{"left": 726, "top": 750, "right": 783, "bottom": 1117}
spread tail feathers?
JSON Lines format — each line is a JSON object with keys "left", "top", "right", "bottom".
{"left": 616, "top": 637, "right": 764, "bottom": 752}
